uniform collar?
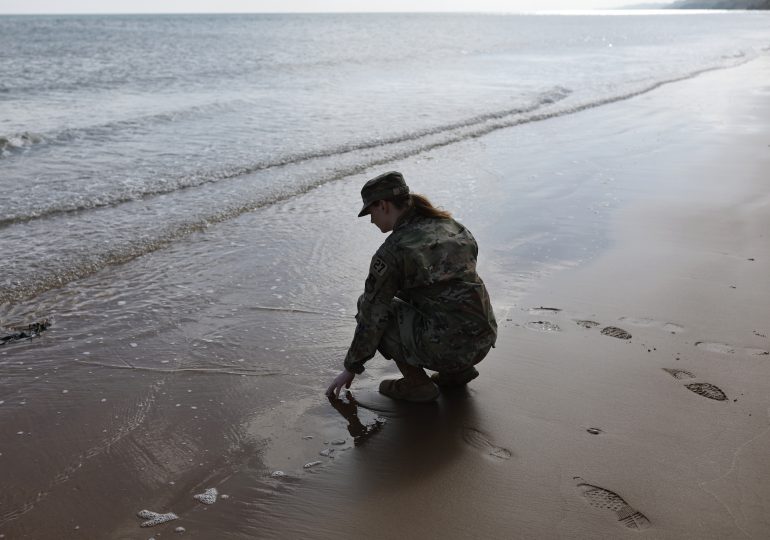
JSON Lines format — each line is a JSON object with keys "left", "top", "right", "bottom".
{"left": 392, "top": 205, "right": 417, "bottom": 232}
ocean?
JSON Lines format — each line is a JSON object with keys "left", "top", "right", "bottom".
{"left": 1, "top": 12, "right": 769, "bottom": 306}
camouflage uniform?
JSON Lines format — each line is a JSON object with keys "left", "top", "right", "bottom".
{"left": 344, "top": 206, "right": 497, "bottom": 375}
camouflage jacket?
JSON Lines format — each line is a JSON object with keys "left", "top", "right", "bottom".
{"left": 344, "top": 207, "right": 497, "bottom": 374}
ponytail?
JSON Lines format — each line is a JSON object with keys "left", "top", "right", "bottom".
{"left": 391, "top": 193, "right": 452, "bottom": 219}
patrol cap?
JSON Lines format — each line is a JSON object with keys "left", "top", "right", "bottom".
{"left": 358, "top": 171, "right": 410, "bottom": 217}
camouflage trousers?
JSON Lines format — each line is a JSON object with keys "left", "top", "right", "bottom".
{"left": 373, "top": 297, "right": 492, "bottom": 373}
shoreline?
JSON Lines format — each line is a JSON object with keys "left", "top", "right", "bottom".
{"left": 1, "top": 55, "right": 769, "bottom": 539}
{"left": 224, "top": 55, "right": 770, "bottom": 539}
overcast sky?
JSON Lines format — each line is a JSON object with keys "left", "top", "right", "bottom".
{"left": 0, "top": 1, "right": 637, "bottom": 15}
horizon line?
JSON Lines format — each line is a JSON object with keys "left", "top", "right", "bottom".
{"left": 0, "top": 9, "right": 738, "bottom": 16}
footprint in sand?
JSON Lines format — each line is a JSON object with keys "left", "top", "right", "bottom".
{"left": 525, "top": 321, "right": 561, "bottom": 332}
{"left": 695, "top": 341, "right": 769, "bottom": 356}
{"left": 575, "top": 320, "right": 600, "bottom": 329}
{"left": 619, "top": 317, "right": 685, "bottom": 334}
{"left": 662, "top": 323, "right": 685, "bottom": 334}
{"left": 618, "top": 317, "right": 656, "bottom": 327}
{"left": 684, "top": 383, "right": 728, "bottom": 401}
{"left": 574, "top": 477, "right": 650, "bottom": 530}
{"left": 461, "top": 427, "right": 512, "bottom": 460}
{"left": 695, "top": 341, "right": 736, "bottom": 354}
{"left": 601, "top": 326, "right": 632, "bottom": 340}
{"left": 528, "top": 307, "right": 563, "bottom": 315}
{"left": 662, "top": 369, "right": 728, "bottom": 401}
{"left": 662, "top": 368, "right": 695, "bottom": 380}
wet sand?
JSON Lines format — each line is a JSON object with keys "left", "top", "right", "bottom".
{"left": 2, "top": 57, "right": 770, "bottom": 538}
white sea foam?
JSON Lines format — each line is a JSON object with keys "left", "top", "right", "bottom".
{"left": 193, "top": 487, "right": 218, "bottom": 505}
{"left": 137, "top": 509, "right": 178, "bottom": 527}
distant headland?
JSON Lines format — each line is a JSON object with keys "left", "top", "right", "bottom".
{"left": 625, "top": 0, "right": 769, "bottom": 8}
{"left": 671, "top": 0, "right": 770, "bottom": 8}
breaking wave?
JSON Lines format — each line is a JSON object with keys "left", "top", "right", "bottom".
{"left": 0, "top": 86, "right": 572, "bottom": 226}
{"left": 0, "top": 132, "right": 46, "bottom": 156}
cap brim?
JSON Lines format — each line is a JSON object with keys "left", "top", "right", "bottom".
{"left": 357, "top": 204, "right": 371, "bottom": 217}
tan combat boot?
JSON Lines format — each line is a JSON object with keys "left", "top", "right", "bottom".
{"left": 378, "top": 377, "right": 440, "bottom": 402}
{"left": 430, "top": 366, "right": 479, "bottom": 388}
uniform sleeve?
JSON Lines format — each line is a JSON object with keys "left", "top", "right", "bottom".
{"left": 343, "top": 247, "right": 401, "bottom": 374}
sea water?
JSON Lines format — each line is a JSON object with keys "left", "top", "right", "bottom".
{"left": 1, "top": 11, "right": 769, "bottom": 305}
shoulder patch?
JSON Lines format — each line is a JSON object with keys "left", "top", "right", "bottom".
{"left": 372, "top": 256, "right": 388, "bottom": 277}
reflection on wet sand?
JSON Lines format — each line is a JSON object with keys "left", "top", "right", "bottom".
{"left": 218, "top": 385, "right": 491, "bottom": 539}
{"left": 327, "top": 393, "right": 385, "bottom": 446}
{"left": 330, "top": 386, "right": 482, "bottom": 493}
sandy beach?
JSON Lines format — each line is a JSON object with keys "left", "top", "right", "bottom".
{"left": 2, "top": 51, "right": 770, "bottom": 540}
{"left": 216, "top": 55, "right": 770, "bottom": 540}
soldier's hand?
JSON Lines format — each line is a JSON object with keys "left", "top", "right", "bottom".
{"left": 326, "top": 369, "right": 355, "bottom": 398}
